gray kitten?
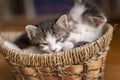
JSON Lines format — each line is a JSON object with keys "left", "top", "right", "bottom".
{"left": 25, "top": 16, "right": 71, "bottom": 53}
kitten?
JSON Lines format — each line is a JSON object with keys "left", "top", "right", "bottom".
{"left": 56, "top": 0, "right": 107, "bottom": 50}
{"left": 59, "top": 0, "right": 107, "bottom": 42}
{"left": 25, "top": 16, "right": 71, "bottom": 53}
{"left": 11, "top": 17, "right": 73, "bottom": 53}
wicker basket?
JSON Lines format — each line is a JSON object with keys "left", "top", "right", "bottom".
{"left": 0, "top": 23, "right": 113, "bottom": 80}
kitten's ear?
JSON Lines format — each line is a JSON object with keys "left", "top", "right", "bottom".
{"left": 56, "top": 14, "right": 68, "bottom": 29}
{"left": 89, "top": 16, "right": 107, "bottom": 27}
{"left": 25, "top": 25, "right": 38, "bottom": 39}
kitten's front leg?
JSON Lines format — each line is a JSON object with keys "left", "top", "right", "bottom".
{"left": 62, "top": 41, "right": 74, "bottom": 51}
{"left": 4, "top": 41, "right": 21, "bottom": 51}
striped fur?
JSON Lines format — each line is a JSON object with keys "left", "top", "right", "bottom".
{"left": 25, "top": 17, "right": 70, "bottom": 53}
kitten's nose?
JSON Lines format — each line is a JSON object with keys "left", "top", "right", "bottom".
{"left": 49, "top": 45, "right": 57, "bottom": 52}
{"left": 51, "top": 48, "right": 56, "bottom": 52}
{"left": 51, "top": 50, "right": 55, "bottom": 52}
{"left": 51, "top": 49, "right": 56, "bottom": 52}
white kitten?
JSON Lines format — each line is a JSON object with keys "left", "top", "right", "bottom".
{"left": 56, "top": 0, "right": 107, "bottom": 50}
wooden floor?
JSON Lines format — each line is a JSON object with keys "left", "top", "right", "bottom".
{"left": 0, "top": 18, "right": 120, "bottom": 80}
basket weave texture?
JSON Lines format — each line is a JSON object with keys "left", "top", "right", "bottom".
{"left": 0, "top": 22, "right": 113, "bottom": 80}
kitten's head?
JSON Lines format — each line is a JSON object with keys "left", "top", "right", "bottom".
{"left": 25, "top": 16, "right": 69, "bottom": 53}
{"left": 67, "top": 0, "right": 107, "bottom": 30}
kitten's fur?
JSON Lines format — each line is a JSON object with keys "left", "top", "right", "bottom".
{"left": 25, "top": 16, "right": 71, "bottom": 53}
{"left": 59, "top": 0, "right": 107, "bottom": 43}
{"left": 56, "top": 0, "right": 107, "bottom": 50}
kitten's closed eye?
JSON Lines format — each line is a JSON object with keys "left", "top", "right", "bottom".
{"left": 56, "top": 38, "right": 62, "bottom": 43}
{"left": 41, "top": 42, "right": 48, "bottom": 45}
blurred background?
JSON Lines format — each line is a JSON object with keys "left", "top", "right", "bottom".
{"left": 0, "top": 0, "right": 120, "bottom": 24}
{"left": 0, "top": 0, "right": 120, "bottom": 80}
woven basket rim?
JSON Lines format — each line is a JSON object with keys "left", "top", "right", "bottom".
{"left": 0, "top": 23, "right": 113, "bottom": 67}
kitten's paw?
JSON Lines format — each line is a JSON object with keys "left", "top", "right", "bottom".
{"left": 62, "top": 41, "right": 74, "bottom": 51}
{"left": 4, "top": 41, "right": 21, "bottom": 51}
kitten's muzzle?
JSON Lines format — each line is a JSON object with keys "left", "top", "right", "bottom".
{"left": 50, "top": 48, "right": 57, "bottom": 52}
